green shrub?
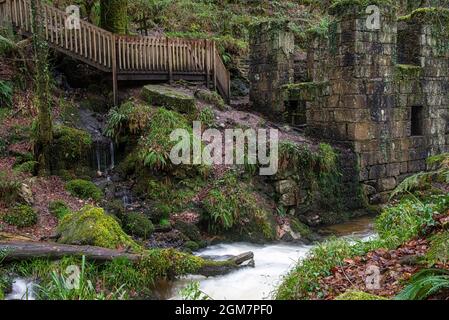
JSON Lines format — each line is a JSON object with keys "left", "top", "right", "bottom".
{"left": 124, "top": 212, "right": 155, "bottom": 240}
{"left": 425, "top": 231, "right": 449, "bottom": 266}
{"left": 202, "top": 171, "right": 276, "bottom": 240}
{"left": 65, "top": 179, "right": 103, "bottom": 201}
{"left": 105, "top": 101, "right": 153, "bottom": 141}
{"left": 57, "top": 206, "right": 140, "bottom": 250}
{"left": 0, "top": 170, "right": 21, "bottom": 203}
{"left": 2, "top": 205, "right": 37, "bottom": 228}
{"left": 13, "top": 161, "right": 38, "bottom": 174}
{"left": 0, "top": 80, "right": 13, "bottom": 108}
{"left": 198, "top": 107, "right": 215, "bottom": 127}
{"left": 138, "top": 107, "right": 200, "bottom": 170}
{"left": 395, "top": 269, "right": 449, "bottom": 300}
{"left": 48, "top": 200, "right": 71, "bottom": 220}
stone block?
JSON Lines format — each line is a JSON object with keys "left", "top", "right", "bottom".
{"left": 377, "top": 177, "right": 397, "bottom": 192}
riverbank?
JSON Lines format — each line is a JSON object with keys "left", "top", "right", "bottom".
{"left": 276, "top": 183, "right": 449, "bottom": 300}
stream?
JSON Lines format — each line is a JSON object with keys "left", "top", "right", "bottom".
{"left": 4, "top": 213, "right": 376, "bottom": 301}
{"left": 155, "top": 215, "right": 376, "bottom": 300}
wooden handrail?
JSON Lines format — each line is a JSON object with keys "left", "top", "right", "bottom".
{"left": 0, "top": 0, "right": 231, "bottom": 103}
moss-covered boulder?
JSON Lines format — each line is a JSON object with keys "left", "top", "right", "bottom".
{"left": 142, "top": 85, "right": 196, "bottom": 114}
{"left": 65, "top": 179, "right": 103, "bottom": 201}
{"left": 57, "top": 206, "right": 139, "bottom": 250}
{"left": 48, "top": 200, "right": 71, "bottom": 220}
{"left": 51, "top": 125, "right": 92, "bottom": 172}
{"left": 2, "top": 205, "right": 37, "bottom": 228}
{"left": 124, "top": 212, "right": 154, "bottom": 240}
{"left": 194, "top": 89, "right": 226, "bottom": 110}
{"left": 335, "top": 291, "right": 388, "bottom": 300}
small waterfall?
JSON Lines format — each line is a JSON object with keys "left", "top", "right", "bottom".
{"left": 6, "top": 279, "right": 36, "bottom": 300}
{"left": 110, "top": 141, "right": 115, "bottom": 169}
{"left": 91, "top": 140, "right": 116, "bottom": 174}
{"left": 122, "top": 189, "right": 132, "bottom": 208}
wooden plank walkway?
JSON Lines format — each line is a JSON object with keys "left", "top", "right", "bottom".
{"left": 0, "top": 0, "right": 231, "bottom": 105}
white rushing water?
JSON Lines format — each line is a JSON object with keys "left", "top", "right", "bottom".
{"left": 167, "top": 216, "right": 376, "bottom": 300}
{"left": 179, "top": 243, "right": 313, "bottom": 300}
{"left": 5, "top": 279, "right": 36, "bottom": 300}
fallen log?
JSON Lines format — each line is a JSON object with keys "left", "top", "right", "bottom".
{"left": 0, "top": 241, "right": 254, "bottom": 277}
{"left": 0, "top": 241, "right": 139, "bottom": 262}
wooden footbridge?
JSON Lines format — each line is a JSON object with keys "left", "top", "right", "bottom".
{"left": 0, "top": 0, "right": 231, "bottom": 105}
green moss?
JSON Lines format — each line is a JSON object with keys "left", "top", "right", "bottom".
{"left": 398, "top": 7, "right": 449, "bottom": 23}
{"left": 394, "top": 64, "right": 422, "bottom": 80}
{"left": 123, "top": 212, "right": 154, "bottom": 240}
{"left": 329, "top": 0, "right": 394, "bottom": 16}
{"left": 48, "top": 200, "right": 71, "bottom": 220}
{"left": 194, "top": 89, "right": 226, "bottom": 110}
{"left": 184, "top": 241, "right": 200, "bottom": 252}
{"left": 57, "top": 205, "right": 140, "bottom": 250}
{"left": 2, "top": 205, "right": 37, "bottom": 228}
{"left": 51, "top": 125, "right": 92, "bottom": 171}
{"left": 65, "top": 179, "right": 103, "bottom": 201}
{"left": 174, "top": 220, "right": 202, "bottom": 242}
{"left": 290, "top": 218, "right": 313, "bottom": 238}
{"left": 282, "top": 82, "right": 328, "bottom": 101}
{"left": 142, "top": 85, "right": 196, "bottom": 114}
{"left": 100, "top": 0, "right": 128, "bottom": 34}
{"left": 335, "top": 291, "right": 388, "bottom": 300}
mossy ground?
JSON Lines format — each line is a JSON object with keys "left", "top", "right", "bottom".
{"left": 335, "top": 291, "right": 388, "bottom": 300}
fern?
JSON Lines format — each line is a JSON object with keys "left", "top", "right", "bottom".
{"left": 0, "top": 80, "right": 13, "bottom": 108}
{"left": 395, "top": 269, "right": 449, "bottom": 300}
{"left": 391, "top": 153, "right": 449, "bottom": 199}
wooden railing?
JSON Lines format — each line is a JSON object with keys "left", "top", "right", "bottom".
{"left": 0, "top": 0, "right": 231, "bottom": 104}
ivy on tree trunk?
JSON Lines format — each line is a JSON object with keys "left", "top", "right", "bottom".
{"left": 100, "top": 0, "right": 128, "bottom": 34}
{"left": 31, "top": 1, "right": 53, "bottom": 176}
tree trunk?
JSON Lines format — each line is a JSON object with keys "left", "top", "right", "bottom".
{"left": 31, "top": 1, "right": 53, "bottom": 176}
{"left": 0, "top": 241, "right": 254, "bottom": 276}
{"left": 100, "top": 0, "right": 128, "bottom": 34}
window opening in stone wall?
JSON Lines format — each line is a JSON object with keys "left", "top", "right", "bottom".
{"left": 285, "top": 100, "right": 307, "bottom": 127}
{"left": 411, "top": 106, "right": 424, "bottom": 136}
{"left": 397, "top": 28, "right": 420, "bottom": 65}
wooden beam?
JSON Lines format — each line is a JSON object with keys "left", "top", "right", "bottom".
{"left": 111, "top": 34, "right": 118, "bottom": 106}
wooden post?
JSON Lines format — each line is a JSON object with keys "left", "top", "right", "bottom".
{"left": 167, "top": 37, "right": 173, "bottom": 83}
{"left": 212, "top": 41, "right": 217, "bottom": 91}
{"left": 204, "top": 39, "right": 209, "bottom": 89}
{"left": 111, "top": 34, "right": 118, "bottom": 106}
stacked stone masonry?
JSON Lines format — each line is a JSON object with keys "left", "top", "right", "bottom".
{"left": 251, "top": 4, "right": 449, "bottom": 203}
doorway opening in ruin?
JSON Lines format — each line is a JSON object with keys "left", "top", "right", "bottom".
{"left": 285, "top": 100, "right": 307, "bottom": 127}
{"left": 411, "top": 106, "right": 424, "bottom": 136}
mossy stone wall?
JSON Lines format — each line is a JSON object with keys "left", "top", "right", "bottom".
{"left": 249, "top": 20, "right": 294, "bottom": 117}
{"left": 299, "top": 4, "right": 449, "bottom": 203}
